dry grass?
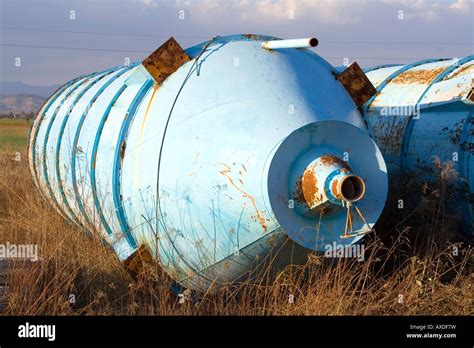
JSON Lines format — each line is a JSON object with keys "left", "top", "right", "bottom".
{"left": 0, "top": 147, "right": 472, "bottom": 316}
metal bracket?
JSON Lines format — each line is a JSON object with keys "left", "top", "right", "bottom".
{"left": 340, "top": 202, "right": 375, "bottom": 239}
{"left": 142, "top": 37, "right": 190, "bottom": 86}
{"left": 122, "top": 244, "right": 155, "bottom": 280}
{"left": 336, "top": 62, "right": 377, "bottom": 110}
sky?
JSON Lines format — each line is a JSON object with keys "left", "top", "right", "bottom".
{"left": 0, "top": 0, "right": 472, "bottom": 86}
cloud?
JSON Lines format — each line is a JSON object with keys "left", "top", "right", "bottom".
{"left": 252, "top": 0, "right": 368, "bottom": 25}
{"left": 175, "top": 0, "right": 368, "bottom": 26}
{"left": 450, "top": 0, "right": 469, "bottom": 11}
{"left": 381, "top": 0, "right": 470, "bottom": 22}
{"left": 136, "top": 0, "right": 158, "bottom": 7}
{"left": 175, "top": 0, "right": 470, "bottom": 25}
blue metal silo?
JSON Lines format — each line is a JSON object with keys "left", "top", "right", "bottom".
{"left": 364, "top": 56, "right": 473, "bottom": 233}
{"left": 28, "top": 35, "right": 389, "bottom": 290}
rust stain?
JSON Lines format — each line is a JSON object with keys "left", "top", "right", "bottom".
{"left": 242, "top": 34, "right": 260, "bottom": 41}
{"left": 120, "top": 141, "right": 126, "bottom": 161}
{"left": 314, "top": 204, "right": 336, "bottom": 216}
{"left": 294, "top": 155, "right": 352, "bottom": 210}
{"left": 138, "top": 85, "right": 159, "bottom": 142}
{"left": 440, "top": 119, "right": 465, "bottom": 145}
{"left": 142, "top": 37, "right": 190, "bottom": 85}
{"left": 331, "top": 178, "right": 341, "bottom": 199}
{"left": 319, "top": 155, "right": 352, "bottom": 171}
{"left": 370, "top": 91, "right": 386, "bottom": 107}
{"left": 372, "top": 117, "right": 408, "bottom": 155}
{"left": 336, "top": 62, "right": 377, "bottom": 109}
{"left": 293, "top": 177, "right": 305, "bottom": 204}
{"left": 392, "top": 67, "right": 446, "bottom": 85}
{"left": 219, "top": 163, "right": 268, "bottom": 232}
{"left": 122, "top": 244, "right": 156, "bottom": 280}
{"left": 448, "top": 64, "right": 474, "bottom": 79}
{"left": 319, "top": 205, "right": 334, "bottom": 215}
{"left": 301, "top": 165, "right": 319, "bottom": 207}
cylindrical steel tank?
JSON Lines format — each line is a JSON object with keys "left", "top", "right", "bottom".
{"left": 364, "top": 56, "right": 474, "bottom": 233}
{"left": 28, "top": 34, "right": 388, "bottom": 290}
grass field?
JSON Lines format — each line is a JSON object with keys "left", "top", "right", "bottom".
{"left": 0, "top": 119, "right": 32, "bottom": 151}
{"left": 0, "top": 118, "right": 472, "bottom": 315}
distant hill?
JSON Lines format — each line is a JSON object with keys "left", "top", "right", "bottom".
{"left": 0, "top": 81, "right": 59, "bottom": 114}
{"left": 0, "top": 81, "right": 60, "bottom": 98}
{"left": 0, "top": 94, "right": 46, "bottom": 113}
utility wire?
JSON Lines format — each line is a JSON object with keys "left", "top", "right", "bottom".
{"left": 1, "top": 43, "right": 149, "bottom": 53}
{"left": 0, "top": 43, "right": 459, "bottom": 61}
{"left": 0, "top": 26, "right": 209, "bottom": 40}
{"left": 1, "top": 26, "right": 472, "bottom": 46}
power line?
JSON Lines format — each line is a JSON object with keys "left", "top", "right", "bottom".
{"left": 1, "top": 43, "right": 149, "bottom": 53}
{"left": 1, "top": 26, "right": 472, "bottom": 46}
{"left": 0, "top": 27, "right": 209, "bottom": 40}
{"left": 0, "top": 42, "right": 453, "bottom": 61}
{"left": 321, "top": 40, "right": 473, "bottom": 46}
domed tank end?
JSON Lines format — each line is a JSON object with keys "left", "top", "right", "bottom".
{"left": 268, "top": 120, "right": 388, "bottom": 252}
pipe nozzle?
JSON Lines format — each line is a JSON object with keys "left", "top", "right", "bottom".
{"left": 335, "top": 174, "right": 366, "bottom": 203}
{"left": 262, "top": 37, "right": 318, "bottom": 50}
{"left": 292, "top": 154, "right": 366, "bottom": 216}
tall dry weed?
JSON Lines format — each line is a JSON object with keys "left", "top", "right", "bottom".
{"left": 0, "top": 150, "right": 472, "bottom": 315}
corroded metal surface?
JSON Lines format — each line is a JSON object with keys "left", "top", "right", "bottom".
{"left": 142, "top": 37, "right": 190, "bottom": 85}
{"left": 391, "top": 67, "right": 447, "bottom": 84}
{"left": 336, "top": 62, "right": 377, "bottom": 110}
{"left": 365, "top": 56, "right": 474, "bottom": 233}
{"left": 269, "top": 120, "right": 387, "bottom": 251}
{"left": 301, "top": 164, "right": 319, "bottom": 207}
{"left": 123, "top": 244, "right": 155, "bottom": 279}
{"left": 29, "top": 34, "right": 389, "bottom": 291}
{"left": 299, "top": 155, "right": 354, "bottom": 210}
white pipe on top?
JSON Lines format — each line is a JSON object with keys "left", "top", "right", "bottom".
{"left": 261, "top": 38, "right": 318, "bottom": 50}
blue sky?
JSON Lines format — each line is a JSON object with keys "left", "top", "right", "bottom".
{"left": 0, "top": 0, "right": 472, "bottom": 85}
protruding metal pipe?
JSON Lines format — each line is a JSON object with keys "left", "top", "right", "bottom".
{"left": 333, "top": 174, "right": 366, "bottom": 203}
{"left": 262, "top": 38, "right": 318, "bottom": 50}
{"left": 291, "top": 154, "right": 366, "bottom": 217}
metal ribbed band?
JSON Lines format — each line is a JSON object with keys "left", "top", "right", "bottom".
{"left": 70, "top": 65, "right": 136, "bottom": 228}
{"left": 112, "top": 79, "right": 154, "bottom": 249}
